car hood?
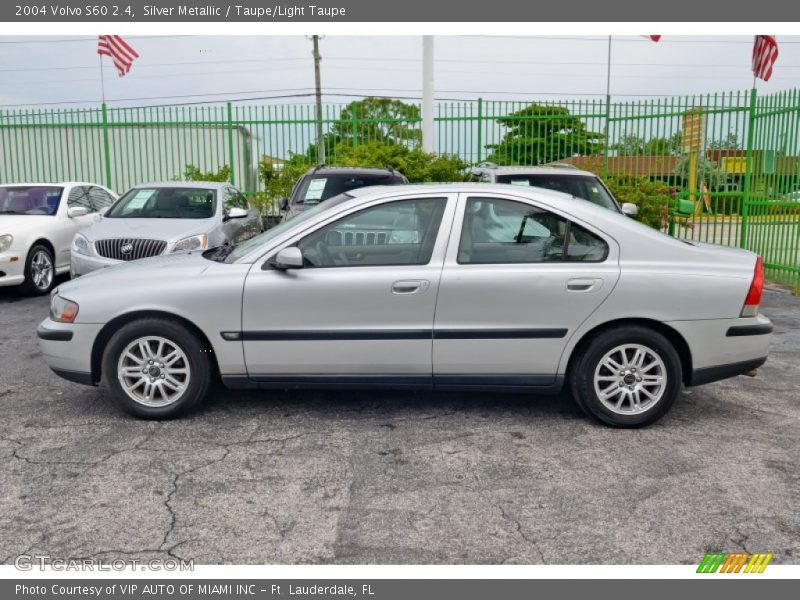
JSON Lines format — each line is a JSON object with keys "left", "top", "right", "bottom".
{"left": 83, "top": 217, "right": 216, "bottom": 242}
{"left": 57, "top": 250, "right": 212, "bottom": 293}
{"left": 0, "top": 214, "right": 57, "bottom": 234}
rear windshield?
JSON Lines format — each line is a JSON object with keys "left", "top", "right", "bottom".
{"left": 0, "top": 186, "right": 63, "bottom": 215}
{"left": 292, "top": 173, "right": 406, "bottom": 206}
{"left": 107, "top": 187, "right": 216, "bottom": 219}
{"left": 495, "top": 174, "right": 620, "bottom": 212}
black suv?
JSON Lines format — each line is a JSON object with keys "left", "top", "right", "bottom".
{"left": 279, "top": 166, "right": 408, "bottom": 220}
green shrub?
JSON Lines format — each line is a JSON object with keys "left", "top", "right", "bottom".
{"left": 181, "top": 164, "right": 231, "bottom": 182}
{"left": 330, "top": 141, "right": 468, "bottom": 183}
{"left": 604, "top": 177, "right": 673, "bottom": 229}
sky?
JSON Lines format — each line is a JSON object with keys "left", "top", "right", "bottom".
{"left": 1, "top": 35, "right": 800, "bottom": 109}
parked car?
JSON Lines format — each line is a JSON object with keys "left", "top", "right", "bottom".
{"left": 468, "top": 162, "right": 639, "bottom": 217}
{"left": 279, "top": 165, "right": 408, "bottom": 220}
{"left": 70, "top": 182, "right": 262, "bottom": 277}
{"left": 0, "top": 182, "right": 117, "bottom": 295}
{"left": 39, "top": 184, "right": 772, "bottom": 427}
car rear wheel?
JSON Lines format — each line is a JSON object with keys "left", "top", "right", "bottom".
{"left": 569, "top": 325, "right": 682, "bottom": 428}
{"left": 102, "top": 318, "right": 212, "bottom": 419}
{"left": 21, "top": 244, "right": 55, "bottom": 295}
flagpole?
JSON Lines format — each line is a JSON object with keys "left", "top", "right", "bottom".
{"left": 99, "top": 53, "right": 106, "bottom": 104}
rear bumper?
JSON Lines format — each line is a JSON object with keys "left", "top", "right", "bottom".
{"left": 666, "top": 313, "right": 773, "bottom": 387}
{"left": 689, "top": 356, "right": 767, "bottom": 386}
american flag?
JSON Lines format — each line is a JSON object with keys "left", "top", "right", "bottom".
{"left": 97, "top": 35, "right": 139, "bottom": 77}
{"left": 752, "top": 35, "right": 779, "bottom": 82}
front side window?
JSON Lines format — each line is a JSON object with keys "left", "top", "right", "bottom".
{"left": 0, "top": 186, "right": 63, "bottom": 216}
{"left": 88, "top": 187, "right": 115, "bottom": 212}
{"left": 106, "top": 187, "right": 216, "bottom": 219}
{"left": 224, "top": 187, "right": 248, "bottom": 211}
{"left": 458, "top": 197, "right": 607, "bottom": 264}
{"left": 67, "top": 186, "right": 92, "bottom": 211}
{"left": 297, "top": 197, "right": 447, "bottom": 268}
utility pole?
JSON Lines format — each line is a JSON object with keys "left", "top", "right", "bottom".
{"left": 422, "top": 36, "right": 434, "bottom": 153}
{"left": 312, "top": 35, "right": 325, "bottom": 164}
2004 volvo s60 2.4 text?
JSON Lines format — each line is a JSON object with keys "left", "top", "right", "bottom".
{"left": 37, "top": 184, "right": 773, "bottom": 427}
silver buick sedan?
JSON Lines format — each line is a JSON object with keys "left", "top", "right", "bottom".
{"left": 38, "top": 184, "right": 772, "bottom": 427}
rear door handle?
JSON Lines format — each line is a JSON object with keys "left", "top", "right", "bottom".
{"left": 567, "top": 278, "right": 602, "bottom": 292}
{"left": 392, "top": 280, "right": 430, "bottom": 295}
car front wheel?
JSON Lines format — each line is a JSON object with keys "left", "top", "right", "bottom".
{"left": 102, "top": 318, "right": 212, "bottom": 419}
{"left": 569, "top": 325, "right": 682, "bottom": 428}
{"left": 21, "top": 244, "right": 55, "bottom": 295}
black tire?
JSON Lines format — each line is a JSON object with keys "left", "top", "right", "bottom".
{"left": 20, "top": 243, "right": 55, "bottom": 296}
{"left": 569, "top": 325, "right": 683, "bottom": 428}
{"left": 102, "top": 318, "right": 213, "bottom": 419}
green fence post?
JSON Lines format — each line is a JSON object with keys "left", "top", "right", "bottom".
{"left": 351, "top": 105, "right": 358, "bottom": 148}
{"left": 101, "top": 103, "right": 112, "bottom": 190}
{"left": 476, "top": 97, "right": 483, "bottom": 164}
{"left": 740, "top": 87, "right": 758, "bottom": 249}
{"left": 226, "top": 102, "right": 235, "bottom": 185}
{"left": 603, "top": 103, "right": 610, "bottom": 179}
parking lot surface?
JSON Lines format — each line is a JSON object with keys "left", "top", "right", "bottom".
{"left": 1, "top": 283, "right": 798, "bottom": 565}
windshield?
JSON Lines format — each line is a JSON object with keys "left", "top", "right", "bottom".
{"left": 215, "top": 193, "right": 355, "bottom": 264}
{"left": 496, "top": 174, "right": 620, "bottom": 212}
{"left": 106, "top": 187, "right": 216, "bottom": 219}
{"left": 292, "top": 173, "right": 405, "bottom": 206}
{"left": 0, "top": 186, "right": 63, "bottom": 215}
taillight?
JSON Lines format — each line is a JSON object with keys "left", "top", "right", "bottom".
{"left": 741, "top": 256, "right": 764, "bottom": 317}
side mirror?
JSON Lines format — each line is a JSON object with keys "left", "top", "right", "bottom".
{"left": 621, "top": 202, "right": 639, "bottom": 217}
{"left": 224, "top": 207, "right": 248, "bottom": 221}
{"left": 277, "top": 196, "right": 289, "bottom": 212}
{"left": 268, "top": 247, "right": 304, "bottom": 270}
{"left": 67, "top": 206, "right": 89, "bottom": 218}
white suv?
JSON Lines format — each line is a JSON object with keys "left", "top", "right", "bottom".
{"left": 468, "top": 163, "right": 638, "bottom": 217}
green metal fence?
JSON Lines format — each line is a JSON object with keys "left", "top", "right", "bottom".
{"left": 1, "top": 90, "right": 798, "bottom": 287}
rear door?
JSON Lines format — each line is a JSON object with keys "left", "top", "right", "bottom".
{"left": 432, "top": 193, "right": 620, "bottom": 386}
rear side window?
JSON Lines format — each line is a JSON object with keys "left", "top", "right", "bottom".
{"left": 458, "top": 197, "right": 608, "bottom": 264}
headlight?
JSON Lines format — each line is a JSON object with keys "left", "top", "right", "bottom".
{"left": 72, "top": 233, "right": 91, "bottom": 256}
{"left": 0, "top": 234, "right": 12, "bottom": 253}
{"left": 50, "top": 295, "right": 79, "bottom": 323}
{"left": 171, "top": 234, "right": 208, "bottom": 253}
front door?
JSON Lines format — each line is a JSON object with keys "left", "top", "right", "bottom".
{"left": 433, "top": 193, "right": 620, "bottom": 386}
{"left": 241, "top": 194, "right": 456, "bottom": 383}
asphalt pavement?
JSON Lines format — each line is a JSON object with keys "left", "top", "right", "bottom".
{"left": 0, "top": 282, "right": 797, "bottom": 564}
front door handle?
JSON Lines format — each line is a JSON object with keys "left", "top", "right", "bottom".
{"left": 392, "top": 280, "right": 430, "bottom": 295}
{"left": 567, "top": 278, "right": 602, "bottom": 292}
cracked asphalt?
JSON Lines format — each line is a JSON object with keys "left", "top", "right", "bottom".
{"left": 0, "top": 282, "right": 798, "bottom": 565}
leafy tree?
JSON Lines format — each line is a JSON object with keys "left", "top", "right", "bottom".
{"left": 707, "top": 132, "right": 741, "bottom": 150}
{"left": 612, "top": 133, "right": 647, "bottom": 156}
{"left": 486, "top": 104, "right": 603, "bottom": 165}
{"left": 330, "top": 140, "right": 467, "bottom": 183}
{"left": 645, "top": 133, "right": 682, "bottom": 156}
{"left": 181, "top": 164, "right": 231, "bottom": 182}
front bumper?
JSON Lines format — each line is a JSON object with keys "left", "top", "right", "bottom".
{"left": 37, "top": 319, "right": 104, "bottom": 386}
{"left": 0, "top": 251, "right": 25, "bottom": 287}
{"left": 70, "top": 251, "right": 121, "bottom": 277}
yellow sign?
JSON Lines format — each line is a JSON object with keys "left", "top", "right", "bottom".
{"left": 682, "top": 109, "right": 705, "bottom": 153}
{"left": 723, "top": 157, "right": 747, "bottom": 174}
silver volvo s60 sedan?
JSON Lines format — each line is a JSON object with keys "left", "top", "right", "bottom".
{"left": 38, "top": 184, "right": 772, "bottom": 427}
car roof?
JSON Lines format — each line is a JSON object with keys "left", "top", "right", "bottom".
{"left": 474, "top": 165, "right": 599, "bottom": 178}
{"left": 0, "top": 182, "right": 102, "bottom": 187}
{"left": 347, "top": 182, "right": 578, "bottom": 203}
{"left": 303, "top": 166, "right": 403, "bottom": 177}
{"left": 133, "top": 181, "right": 231, "bottom": 189}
